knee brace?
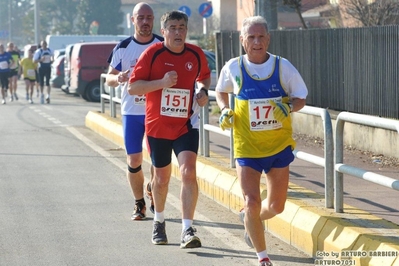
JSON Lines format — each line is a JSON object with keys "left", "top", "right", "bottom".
{"left": 128, "top": 164, "right": 142, "bottom": 173}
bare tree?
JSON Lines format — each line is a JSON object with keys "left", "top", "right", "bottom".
{"left": 283, "top": 0, "right": 308, "bottom": 29}
{"left": 340, "top": 0, "right": 399, "bottom": 27}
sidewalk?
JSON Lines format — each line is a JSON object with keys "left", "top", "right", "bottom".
{"left": 85, "top": 110, "right": 399, "bottom": 266}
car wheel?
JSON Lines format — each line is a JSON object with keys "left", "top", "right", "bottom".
{"left": 85, "top": 81, "right": 101, "bottom": 102}
{"left": 81, "top": 93, "right": 89, "bottom": 101}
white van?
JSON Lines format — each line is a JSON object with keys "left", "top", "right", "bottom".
{"left": 45, "top": 35, "right": 129, "bottom": 50}
{"left": 23, "top": 44, "right": 38, "bottom": 58}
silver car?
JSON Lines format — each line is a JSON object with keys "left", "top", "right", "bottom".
{"left": 203, "top": 50, "right": 217, "bottom": 90}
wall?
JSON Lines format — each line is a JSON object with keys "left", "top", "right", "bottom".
{"left": 292, "top": 112, "right": 399, "bottom": 159}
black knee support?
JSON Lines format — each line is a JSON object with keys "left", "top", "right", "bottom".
{"left": 128, "top": 164, "right": 142, "bottom": 173}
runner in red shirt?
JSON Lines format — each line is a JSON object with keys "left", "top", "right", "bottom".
{"left": 128, "top": 10, "right": 210, "bottom": 249}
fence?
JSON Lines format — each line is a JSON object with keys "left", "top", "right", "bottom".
{"left": 215, "top": 25, "right": 399, "bottom": 120}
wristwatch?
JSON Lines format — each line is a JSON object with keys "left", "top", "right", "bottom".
{"left": 200, "top": 87, "right": 208, "bottom": 96}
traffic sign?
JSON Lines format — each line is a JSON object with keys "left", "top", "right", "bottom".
{"left": 179, "top": 6, "right": 191, "bottom": 17}
{"left": 0, "top": 30, "right": 9, "bottom": 39}
{"left": 198, "top": 2, "right": 213, "bottom": 18}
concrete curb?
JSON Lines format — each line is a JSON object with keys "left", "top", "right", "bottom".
{"left": 86, "top": 111, "right": 399, "bottom": 266}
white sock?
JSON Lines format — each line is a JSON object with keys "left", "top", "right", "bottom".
{"left": 257, "top": 250, "right": 269, "bottom": 261}
{"left": 154, "top": 211, "right": 164, "bottom": 223}
{"left": 182, "top": 219, "right": 193, "bottom": 232}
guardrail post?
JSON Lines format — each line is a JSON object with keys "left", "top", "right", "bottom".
{"left": 100, "top": 74, "right": 105, "bottom": 114}
{"left": 294, "top": 106, "right": 334, "bottom": 208}
{"left": 228, "top": 94, "right": 235, "bottom": 168}
{"left": 110, "top": 86, "right": 115, "bottom": 118}
{"left": 322, "top": 109, "right": 334, "bottom": 209}
{"left": 199, "top": 101, "right": 210, "bottom": 157}
{"left": 334, "top": 117, "right": 345, "bottom": 213}
{"left": 199, "top": 103, "right": 204, "bottom": 156}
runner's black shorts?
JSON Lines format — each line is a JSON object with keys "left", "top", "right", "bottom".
{"left": 147, "top": 129, "right": 199, "bottom": 168}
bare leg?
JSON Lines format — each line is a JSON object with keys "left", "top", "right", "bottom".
{"left": 127, "top": 153, "right": 145, "bottom": 199}
{"left": 238, "top": 164, "right": 290, "bottom": 253}
{"left": 237, "top": 165, "right": 265, "bottom": 252}
{"left": 153, "top": 164, "right": 171, "bottom": 213}
{"left": 178, "top": 151, "right": 199, "bottom": 220}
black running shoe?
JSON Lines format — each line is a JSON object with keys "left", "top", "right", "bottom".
{"left": 131, "top": 201, "right": 146, "bottom": 221}
{"left": 180, "top": 227, "right": 201, "bottom": 248}
{"left": 152, "top": 221, "right": 168, "bottom": 245}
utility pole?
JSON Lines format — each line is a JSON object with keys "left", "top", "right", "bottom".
{"left": 255, "top": 0, "right": 278, "bottom": 30}
{"left": 34, "top": 0, "right": 40, "bottom": 44}
{"left": 8, "top": 0, "right": 11, "bottom": 42}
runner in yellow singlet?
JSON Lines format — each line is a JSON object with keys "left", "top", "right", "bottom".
{"left": 215, "top": 16, "right": 308, "bottom": 266}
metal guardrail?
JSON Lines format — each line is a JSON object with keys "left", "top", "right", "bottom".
{"left": 292, "top": 106, "right": 334, "bottom": 208}
{"left": 199, "top": 91, "right": 235, "bottom": 168}
{"left": 99, "top": 78, "right": 399, "bottom": 212}
{"left": 100, "top": 73, "right": 121, "bottom": 118}
{"left": 334, "top": 112, "right": 399, "bottom": 213}
{"left": 199, "top": 91, "right": 334, "bottom": 208}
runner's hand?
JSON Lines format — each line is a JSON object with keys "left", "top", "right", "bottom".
{"left": 270, "top": 101, "right": 290, "bottom": 123}
{"left": 219, "top": 108, "right": 234, "bottom": 131}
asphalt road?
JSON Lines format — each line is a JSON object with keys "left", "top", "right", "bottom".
{"left": 0, "top": 85, "right": 314, "bottom": 266}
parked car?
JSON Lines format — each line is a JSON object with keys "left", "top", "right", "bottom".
{"left": 61, "top": 44, "right": 74, "bottom": 94}
{"left": 69, "top": 41, "right": 117, "bottom": 102}
{"left": 50, "top": 54, "right": 65, "bottom": 89}
{"left": 203, "top": 50, "right": 217, "bottom": 91}
{"left": 53, "top": 49, "right": 65, "bottom": 60}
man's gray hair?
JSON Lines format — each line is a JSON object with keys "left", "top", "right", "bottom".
{"left": 241, "top": 16, "right": 269, "bottom": 36}
{"left": 160, "top": 10, "right": 188, "bottom": 29}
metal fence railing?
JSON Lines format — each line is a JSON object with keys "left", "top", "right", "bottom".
{"left": 334, "top": 112, "right": 399, "bottom": 213}
{"left": 100, "top": 73, "right": 120, "bottom": 118}
{"left": 99, "top": 76, "right": 399, "bottom": 212}
{"left": 200, "top": 91, "right": 335, "bottom": 208}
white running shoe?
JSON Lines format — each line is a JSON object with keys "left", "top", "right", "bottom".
{"left": 259, "top": 258, "right": 273, "bottom": 266}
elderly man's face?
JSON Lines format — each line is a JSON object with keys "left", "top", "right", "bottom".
{"left": 241, "top": 24, "right": 270, "bottom": 62}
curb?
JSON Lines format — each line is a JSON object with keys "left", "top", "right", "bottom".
{"left": 86, "top": 111, "right": 399, "bottom": 266}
